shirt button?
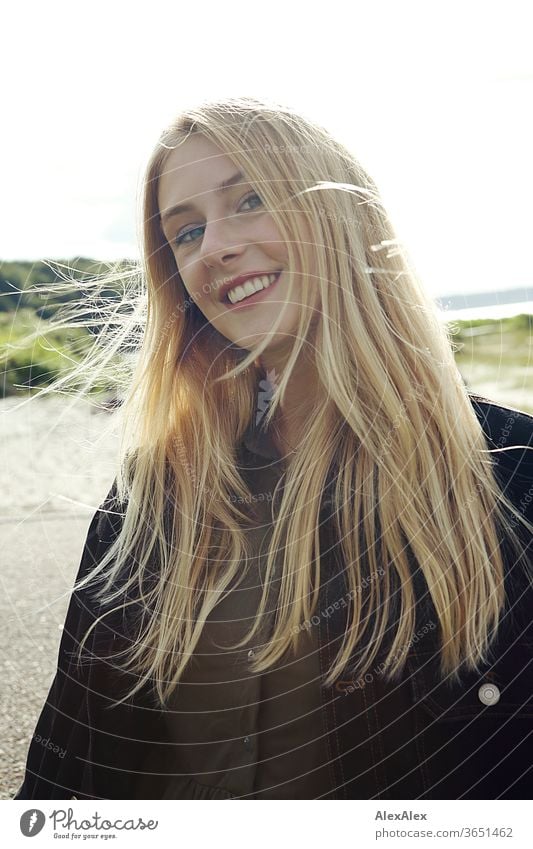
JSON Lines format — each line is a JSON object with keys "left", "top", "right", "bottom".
{"left": 247, "top": 649, "right": 255, "bottom": 658}
{"left": 478, "top": 683, "right": 500, "bottom": 706}
{"left": 243, "top": 735, "right": 253, "bottom": 751}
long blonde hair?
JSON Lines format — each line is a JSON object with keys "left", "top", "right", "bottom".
{"left": 25, "top": 95, "right": 533, "bottom": 708}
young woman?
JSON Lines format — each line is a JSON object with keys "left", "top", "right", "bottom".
{"left": 14, "top": 95, "right": 533, "bottom": 800}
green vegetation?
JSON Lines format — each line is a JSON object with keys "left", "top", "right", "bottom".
{"left": 0, "top": 309, "right": 91, "bottom": 395}
{"left": 0, "top": 257, "right": 127, "bottom": 316}
{"left": 450, "top": 314, "right": 533, "bottom": 413}
{"left": 0, "top": 258, "right": 129, "bottom": 397}
{"left": 1, "top": 259, "right": 533, "bottom": 411}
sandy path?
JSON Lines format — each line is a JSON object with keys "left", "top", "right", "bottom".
{"left": 0, "top": 395, "right": 119, "bottom": 799}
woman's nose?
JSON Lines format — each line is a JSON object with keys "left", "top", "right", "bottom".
{"left": 199, "top": 218, "right": 246, "bottom": 266}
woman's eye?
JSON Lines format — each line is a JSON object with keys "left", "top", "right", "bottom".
{"left": 240, "top": 191, "right": 263, "bottom": 211}
{"left": 173, "top": 192, "right": 264, "bottom": 247}
{"left": 174, "top": 225, "right": 204, "bottom": 247}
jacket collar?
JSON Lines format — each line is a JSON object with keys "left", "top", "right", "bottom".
{"left": 240, "top": 413, "right": 283, "bottom": 462}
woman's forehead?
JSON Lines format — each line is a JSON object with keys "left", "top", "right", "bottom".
{"left": 157, "top": 136, "right": 243, "bottom": 213}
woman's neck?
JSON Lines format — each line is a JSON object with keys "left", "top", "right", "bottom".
{"left": 257, "top": 347, "right": 320, "bottom": 457}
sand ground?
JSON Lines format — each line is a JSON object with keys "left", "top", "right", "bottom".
{"left": 1, "top": 395, "right": 119, "bottom": 799}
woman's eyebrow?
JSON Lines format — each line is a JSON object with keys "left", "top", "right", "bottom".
{"left": 160, "top": 170, "right": 246, "bottom": 225}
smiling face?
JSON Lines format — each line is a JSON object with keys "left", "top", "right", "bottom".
{"left": 157, "top": 134, "right": 307, "bottom": 353}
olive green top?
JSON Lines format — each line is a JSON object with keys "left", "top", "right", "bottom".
{"left": 134, "top": 416, "right": 334, "bottom": 799}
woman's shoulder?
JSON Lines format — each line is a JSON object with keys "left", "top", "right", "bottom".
{"left": 70, "top": 479, "right": 128, "bottom": 599}
{"left": 467, "top": 392, "right": 533, "bottom": 512}
{"left": 458, "top": 394, "right": 533, "bottom": 660}
{"left": 467, "top": 391, "right": 533, "bottom": 448}
{"left": 93, "top": 478, "right": 127, "bottom": 548}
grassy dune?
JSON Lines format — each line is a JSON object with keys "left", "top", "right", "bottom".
{"left": 451, "top": 314, "right": 533, "bottom": 413}
{"left": 0, "top": 309, "right": 111, "bottom": 397}
{"left": 2, "top": 309, "right": 533, "bottom": 412}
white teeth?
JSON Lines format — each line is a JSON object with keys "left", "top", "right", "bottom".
{"left": 227, "top": 273, "right": 278, "bottom": 305}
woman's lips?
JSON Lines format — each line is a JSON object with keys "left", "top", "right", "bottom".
{"left": 223, "top": 272, "right": 282, "bottom": 310}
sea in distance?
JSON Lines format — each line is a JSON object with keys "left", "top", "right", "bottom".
{"left": 435, "top": 286, "right": 533, "bottom": 322}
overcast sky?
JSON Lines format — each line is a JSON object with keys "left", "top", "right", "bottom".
{"left": 2, "top": 0, "right": 532, "bottom": 299}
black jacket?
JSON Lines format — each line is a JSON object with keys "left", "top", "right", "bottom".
{"left": 13, "top": 392, "right": 533, "bottom": 799}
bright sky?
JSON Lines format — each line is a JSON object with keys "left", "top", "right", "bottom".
{"left": 2, "top": 0, "right": 531, "bottom": 299}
